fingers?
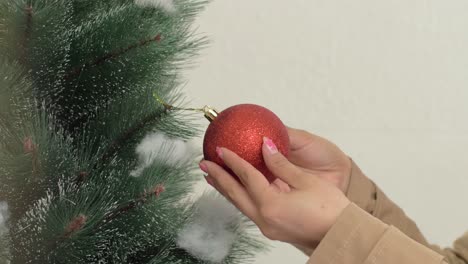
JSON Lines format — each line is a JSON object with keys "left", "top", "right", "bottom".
{"left": 271, "top": 178, "right": 291, "bottom": 192}
{"left": 262, "top": 137, "right": 309, "bottom": 189}
{"left": 286, "top": 126, "right": 333, "bottom": 169}
{"left": 200, "top": 161, "right": 260, "bottom": 222}
{"left": 286, "top": 126, "right": 317, "bottom": 151}
{"left": 215, "top": 147, "right": 271, "bottom": 203}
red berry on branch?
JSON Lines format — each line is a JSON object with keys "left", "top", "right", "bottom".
{"left": 64, "top": 214, "right": 87, "bottom": 238}
{"left": 23, "top": 137, "right": 35, "bottom": 154}
{"left": 153, "top": 184, "right": 165, "bottom": 197}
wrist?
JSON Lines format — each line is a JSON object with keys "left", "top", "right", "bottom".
{"left": 300, "top": 197, "right": 351, "bottom": 250}
{"left": 317, "top": 195, "right": 351, "bottom": 242}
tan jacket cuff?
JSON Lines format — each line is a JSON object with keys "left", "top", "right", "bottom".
{"left": 308, "top": 203, "right": 386, "bottom": 263}
{"left": 308, "top": 203, "right": 445, "bottom": 264}
{"left": 346, "top": 159, "right": 377, "bottom": 214}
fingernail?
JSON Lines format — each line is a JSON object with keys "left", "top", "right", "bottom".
{"left": 263, "top": 137, "right": 278, "bottom": 154}
{"left": 216, "top": 147, "right": 224, "bottom": 159}
{"left": 199, "top": 162, "right": 208, "bottom": 173}
{"left": 204, "top": 175, "right": 214, "bottom": 186}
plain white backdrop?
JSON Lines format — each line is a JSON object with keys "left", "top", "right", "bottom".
{"left": 184, "top": 1, "right": 468, "bottom": 263}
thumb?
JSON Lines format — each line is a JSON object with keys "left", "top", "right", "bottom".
{"left": 262, "top": 137, "right": 307, "bottom": 189}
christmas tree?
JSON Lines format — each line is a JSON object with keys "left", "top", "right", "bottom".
{"left": 0, "top": 0, "right": 264, "bottom": 263}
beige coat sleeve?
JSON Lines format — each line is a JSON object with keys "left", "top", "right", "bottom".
{"left": 308, "top": 203, "right": 446, "bottom": 264}
{"left": 302, "top": 160, "right": 468, "bottom": 264}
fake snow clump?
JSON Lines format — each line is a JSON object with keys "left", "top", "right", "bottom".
{"left": 0, "top": 201, "right": 9, "bottom": 235}
{"left": 177, "top": 193, "right": 241, "bottom": 263}
{"left": 131, "top": 131, "right": 195, "bottom": 177}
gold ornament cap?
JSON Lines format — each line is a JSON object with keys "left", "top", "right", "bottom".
{"left": 203, "top": 106, "right": 219, "bottom": 122}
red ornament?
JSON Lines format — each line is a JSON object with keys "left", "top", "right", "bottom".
{"left": 203, "top": 104, "right": 289, "bottom": 182}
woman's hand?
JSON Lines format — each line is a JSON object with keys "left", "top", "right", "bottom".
{"left": 287, "top": 127, "right": 352, "bottom": 193}
{"left": 199, "top": 137, "right": 350, "bottom": 249}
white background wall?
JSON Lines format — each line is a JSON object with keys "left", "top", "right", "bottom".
{"left": 184, "top": 1, "right": 468, "bottom": 263}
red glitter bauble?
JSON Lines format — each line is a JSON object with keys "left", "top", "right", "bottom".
{"left": 203, "top": 104, "right": 289, "bottom": 182}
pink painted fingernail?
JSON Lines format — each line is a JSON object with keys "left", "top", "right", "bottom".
{"left": 204, "top": 175, "right": 214, "bottom": 186}
{"left": 263, "top": 137, "right": 278, "bottom": 154}
{"left": 199, "top": 162, "right": 208, "bottom": 173}
{"left": 216, "top": 147, "right": 224, "bottom": 159}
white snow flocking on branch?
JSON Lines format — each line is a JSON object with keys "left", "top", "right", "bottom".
{"left": 134, "top": 0, "right": 176, "bottom": 12}
{"left": 0, "top": 201, "right": 9, "bottom": 235}
{"left": 131, "top": 131, "right": 195, "bottom": 177}
{"left": 177, "top": 193, "right": 241, "bottom": 263}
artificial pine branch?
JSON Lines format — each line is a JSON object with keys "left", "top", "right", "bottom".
{"left": 97, "top": 109, "right": 166, "bottom": 167}
{"left": 101, "top": 184, "right": 166, "bottom": 225}
{"left": 65, "top": 34, "right": 162, "bottom": 80}
{"left": 19, "top": 4, "right": 33, "bottom": 64}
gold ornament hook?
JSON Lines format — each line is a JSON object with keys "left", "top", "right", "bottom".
{"left": 152, "top": 92, "right": 219, "bottom": 122}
